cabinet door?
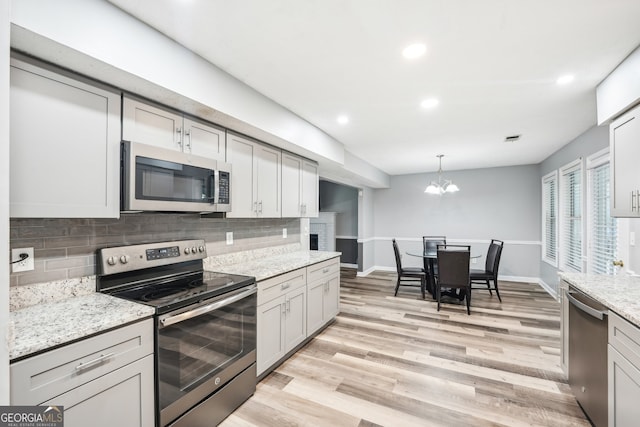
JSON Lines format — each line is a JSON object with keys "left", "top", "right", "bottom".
{"left": 10, "top": 58, "right": 120, "bottom": 218}
{"left": 284, "top": 286, "right": 307, "bottom": 351}
{"left": 227, "top": 134, "right": 257, "bottom": 217}
{"left": 306, "top": 279, "right": 326, "bottom": 336}
{"left": 183, "top": 116, "right": 226, "bottom": 161}
{"left": 609, "top": 346, "right": 640, "bottom": 427}
{"left": 324, "top": 275, "right": 340, "bottom": 320}
{"left": 257, "top": 296, "right": 286, "bottom": 375}
{"left": 560, "top": 281, "right": 569, "bottom": 374}
{"left": 302, "top": 160, "right": 319, "bottom": 217}
{"left": 123, "top": 97, "right": 183, "bottom": 152}
{"left": 611, "top": 104, "right": 640, "bottom": 217}
{"left": 255, "top": 144, "right": 282, "bottom": 217}
{"left": 282, "top": 153, "right": 302, "bottom": 217}
{"left": 42, "top": 355, "right": 154, "bottom": 427}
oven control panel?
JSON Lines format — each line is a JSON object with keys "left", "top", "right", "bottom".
{"left": 98, "top": 239, "right": 207, "bottom": 275}
{"left": 146, "top": 246, "right": 180, "bottom": 260}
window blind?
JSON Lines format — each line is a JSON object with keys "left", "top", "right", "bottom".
{"left": 542, "top": 174, "right": 557, "bottom": 263}
{"left": 562, "top": 165, "right": 582, "bottom": 272}
{"left": 588, "top": 162, "right": 617, "bottom": 274}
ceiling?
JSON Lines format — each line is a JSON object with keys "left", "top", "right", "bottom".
{"left": 107, "top": 0, "right": 640, "bottom": 175}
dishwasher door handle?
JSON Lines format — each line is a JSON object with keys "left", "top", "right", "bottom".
{"left": 567, "top": 291, "right": 608, "bottom": 320}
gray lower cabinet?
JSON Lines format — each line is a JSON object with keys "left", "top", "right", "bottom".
{"left": 257, "top": 268, "right": 308, "bottom": 375}
{"left": 608, "top": 312, "right": 640, "bottom": 426}
{"left": 560, "top": 280, "right": 569, "bottom": 374}
{"left": 307, "top": 258, "right": 341, "bottom": 336}
{"left": 11, "top": 319, "right": 154, "bottom": 427}
{"left": 256, "top": 257, "right": 341, "bottom": 377}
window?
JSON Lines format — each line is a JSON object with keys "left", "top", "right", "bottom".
{"left": 560, "top": 160, "right": 582, "bottom": 272}
{"left": 542, "top": 171, "right": 558, "bottom": 266}
{"left": 587, "top": 150, "right": 617, "bottom": 274}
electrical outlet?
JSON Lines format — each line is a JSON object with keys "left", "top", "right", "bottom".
{"left": 12, "top": 247, "right": 34, "bottom": 273}
{"left": 226, "top": 232, "right": 233, "bottom": 245}
{"left": 283, "top": 228, "right": 287, "bottom": 238}
{"left": 631, "top": 231, "right": 636, "bottom": 246}
{"left": 471, "top": 257, "right": 477, "bottom": 264}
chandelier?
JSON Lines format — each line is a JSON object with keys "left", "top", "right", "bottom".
{"left": 424, "top": 154, "right": 460, "bottom": 195}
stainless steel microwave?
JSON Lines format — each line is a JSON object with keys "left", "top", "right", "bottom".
{"left": 121, "top": 141, "right": 231, "bottom": 213}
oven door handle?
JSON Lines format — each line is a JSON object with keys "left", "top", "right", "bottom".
{"left": 567, "top": 291, "right": 608, "bottom": 320}
{"left": 160, "top": 285, "right": 256, "bottom": 327}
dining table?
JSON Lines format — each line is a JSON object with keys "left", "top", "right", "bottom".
{"left": 406, "top": 249, "right": 481, "bottom": 299}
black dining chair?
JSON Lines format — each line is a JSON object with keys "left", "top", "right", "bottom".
{"left": 392, "top": 239, "right": 427, "bottom": 299}
{"left": 435, "top": 244, "right": 471, "bottom": 314}
{"left": 470, "top": 239, "right": 504, "bottom": 302}
{"left": 422, "top": 236, "right": 446, "bottom": 294}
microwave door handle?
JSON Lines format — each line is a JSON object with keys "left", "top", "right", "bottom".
{"left": 160, "top": 286, "right": 256, "bottom": 327}
{"left": 208, "top": 172, "right": 216, "bottom": 203}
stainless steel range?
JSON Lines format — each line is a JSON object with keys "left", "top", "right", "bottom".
{"left": 97, "top": 239, "right": 256, "bottom": 427}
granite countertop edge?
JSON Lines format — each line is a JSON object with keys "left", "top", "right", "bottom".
{"left": 9, "top": 293, "right": 155, "bottom": 361}
{"left": 205, "top": 249, "right": 342, "bottom": 281}
{"left": 559, "top": 272, "right": 640, "bottom": 328}
{"left": 9, "top": 250, "right": 341, "bottom": 361}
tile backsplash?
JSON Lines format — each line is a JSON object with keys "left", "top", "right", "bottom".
{"left": 10, "top": 213, "right": 300, "bottom": 287}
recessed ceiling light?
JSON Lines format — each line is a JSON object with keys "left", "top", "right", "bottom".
{"left": 420, "top": 98, "right": 439, "bottom": 109}
{"left": 556, "top": 74, "right": 574, "bottom": 85}
{"left": 337, "top": 115, "right": 349, "bottom": 125}
{"left": 402, "top": 43, "right": 426, "bottom": 59}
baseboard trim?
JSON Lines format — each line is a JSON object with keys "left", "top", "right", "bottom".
{"left": 340, "top": 263, "right": 358, "bottom": 269}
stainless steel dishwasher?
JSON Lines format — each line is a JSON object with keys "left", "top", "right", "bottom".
{"left": 567, "top": 286, "right": 609, "bottom": 427}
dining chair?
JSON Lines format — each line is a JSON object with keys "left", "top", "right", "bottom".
{"left": 422, "top": 236, "right": 446, "bottom": 290}
{"left": 435, "top": 244, "right": 471, "bottom": 314}
{"left": 392, "top": 238, "right": 427, "bottom": 299}
{"left": 470, "top": 239, "right": 504, "bottom": 302}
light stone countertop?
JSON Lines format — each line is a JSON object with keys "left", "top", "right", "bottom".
{"left": 9, "top": 293, "right": 155, "bottom": 360}
{"left": 205, "top": 249, "right": 342, "bottom": 281}
{"left": 559, "top": 272, "right": 640, "bottom": 328}
{"left": 8, "top": 247, "right": 340, "bottom": 361}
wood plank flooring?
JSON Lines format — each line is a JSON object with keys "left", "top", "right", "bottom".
{"left": 221, "top": 269, "right": 590, "bottom": 427}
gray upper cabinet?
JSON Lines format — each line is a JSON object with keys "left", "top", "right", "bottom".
{"left": 610, "top": 103, "right": 640, "bottom": 217}
{"left": 227, "top": 133, "right": 281, "bottom": 218}
{"left": 282, "top": 152, "right": 318, "bottom": 218}
{"left": 10, "top": 57, "right": 121, "bottom": 218}
{"left": 123, "top": 96, "right": 226, "bottom": 161}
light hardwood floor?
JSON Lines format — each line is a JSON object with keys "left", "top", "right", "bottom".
{"left": 221, "top": 269, "right": 590, "bottom": 427}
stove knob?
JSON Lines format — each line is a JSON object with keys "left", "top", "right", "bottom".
{"left": 120, "top": 255, "right": 130, "bottom": 264}
{"left": 198, "top": 246, "right": 205, "bottom": 253}
{"left": 184, "top": 247, "right": 191, "bottom": 255}
{"left": 107, "top": 256, "right": 117, "bottom": 266}
{"left": 191, "top": 247, "right": 197, "bottom": 254}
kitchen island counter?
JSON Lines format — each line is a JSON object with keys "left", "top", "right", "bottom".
{"left": 559, "top": 272, "right": 640, "bottom": 328}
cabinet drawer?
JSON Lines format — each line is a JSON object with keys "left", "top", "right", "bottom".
{"left": 11, "top": 318, "right": 153, "bottom": 405}
{"left": 258, "top": 268, "right": 307, "bottom": 305}
{"left": 307, "top": 258, "right": 340, "bottom": 284}
{"left": 609, "top": 311, "right": 640, "bottom": 369}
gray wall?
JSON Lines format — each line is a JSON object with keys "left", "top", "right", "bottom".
{"left": 372, "top": 164, "right": 541, "bottom": 281}
{"left": 538, "top": 125, "right": 609, "bottom": 292}
{"left": 319, "top": 180, "right": 358, "bottom": 236}
{"left": 9, "top": 215, "right": 300, "bottom": 287}
{"left": 320, "top": 180, "right": 359, "bottom": 264}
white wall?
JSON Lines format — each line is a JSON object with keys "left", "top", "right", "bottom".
{"left": 358, "top": 186, "right": 376, "bottom": 274}
{"left": 1, "top": 0, "right": 10, "bottom": 404}
{"left": 371, "top": 165, "right": 541, "bottom": 282}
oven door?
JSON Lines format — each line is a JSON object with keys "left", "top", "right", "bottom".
{"left": 122, "top": 141, "right": 219, "bottom": 212}
{"left": 156, "top": 285, "right": 257, "bottom": 427}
